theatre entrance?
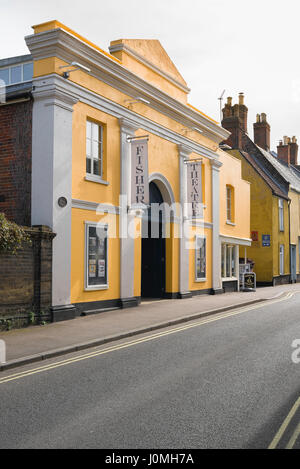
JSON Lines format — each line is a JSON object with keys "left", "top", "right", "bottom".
{"left": 141, "top": 181, "right": 166, "bottom": 298}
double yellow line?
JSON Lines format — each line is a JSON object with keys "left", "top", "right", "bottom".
{"left": 0, "top": 291, "right": 294, "bottom": 386}
{"left": 268, "top": 397, "right": 300, "bottom": 449}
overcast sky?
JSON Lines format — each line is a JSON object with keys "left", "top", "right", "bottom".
{"left": 1, "top": 0, "right": 300, "bottom": 150}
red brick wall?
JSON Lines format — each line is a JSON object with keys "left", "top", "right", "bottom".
{"left": 0, "top": 99, "right": 32, "bottom": 226}
{"left": 0, "top": 226, "right": 55, "bottom": 329}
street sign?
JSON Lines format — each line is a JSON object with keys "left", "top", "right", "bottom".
{"left": 262, "top": 234, "right": 271, "bottom": 247}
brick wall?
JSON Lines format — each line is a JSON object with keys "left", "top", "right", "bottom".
{"left": 0, "top": 225, "right": 55, "bottom": 330}
{"left": 0, "top": 99, "right": 32, "bottom": 226}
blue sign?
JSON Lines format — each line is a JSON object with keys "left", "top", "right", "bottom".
{"left": 262, "top": 234, "right": 271, "bottom": 247}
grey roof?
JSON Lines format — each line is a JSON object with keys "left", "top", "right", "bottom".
{"left": 257, "top": 145, "right": 300, "bottom": 193}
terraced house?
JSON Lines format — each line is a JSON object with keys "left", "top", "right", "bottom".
{"left": 0, "top": 21, "right": 251, "bottom": 322}
{"left": 221, "top": 95, "right": 300, "bottom": 285}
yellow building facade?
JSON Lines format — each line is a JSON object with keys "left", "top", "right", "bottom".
{"left": 228, "top": 149, "right": 290, "bottom": 285}
{"left": 23, "top": 21, "right": 251, "bottom": 319}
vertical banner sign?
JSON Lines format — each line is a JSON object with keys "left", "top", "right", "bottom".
{"left": 131, "top": 139, "right": 149, "bottom": 206}
{"left": 187, "top": 162, "right": 202, "bottom": 218}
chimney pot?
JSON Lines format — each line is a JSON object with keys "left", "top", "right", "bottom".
{"left": 283, "top": 136, "right": 289, "bottom": 145}
{"left": 261, "top": 113, "right": 267, "bottom": 123}
{"left": 227, "top": 97, "right": 232, "bottom": 106}
{"left": 239, "top": 93, "right": 244, "bottom": 105}
{"left": 256, "top": 114, "right": 261, "bottom": 123}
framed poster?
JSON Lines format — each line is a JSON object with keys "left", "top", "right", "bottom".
{"left": 85, "top": 223, "right": 108, "bottom": 289}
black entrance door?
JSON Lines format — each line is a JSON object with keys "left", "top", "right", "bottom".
{"left": 141, "top": 182, "right": 166, "bottom": 298}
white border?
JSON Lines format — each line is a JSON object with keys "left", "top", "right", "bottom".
{"left": 84, "top": 221, "right": 109, "bottom": 291}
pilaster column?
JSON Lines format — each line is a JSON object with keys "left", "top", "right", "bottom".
{"left": 119, "top": 118, "right": 140, "bottom": 307}
{"left": 178, "top": 145, "right": 192, "bottom": 298}
{"left": 31, "top": 78, "right": 78, "bottom": 320}
{"left": 210, "top": 158, "right": 223, "bottom": 294}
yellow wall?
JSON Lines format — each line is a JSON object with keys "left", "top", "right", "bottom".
{"left": 71, "top": 209, "right": 120, "bottom": 303}
{"left": 219, "top": 151, "right": 250, "bottom": 240}
{"left": 33, "top": 56, "right": 218, "bottom": 154}
{"left": 109, "top": 42, "right": 188, "bottom": 104}
{"left": 70, "top": 97, "right": 214, "bottom": 302}
{"left": 229, "top": 150, "right": 290, "bottom": 282}
{"left": 30, "top": 21, "right": 249, "bottom": 304}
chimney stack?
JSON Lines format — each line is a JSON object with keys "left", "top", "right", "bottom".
{"left": 289, "top": 136, "right": 298, "bottom": 165}
{"left": 221, "top": 93, "right": 248, "bottom": 149}
{"left": 277, "top": 138, "right": 291, "bottom": 165}
{"left": 277, "top": 136, "right": 299, "bottom": 165}
{"left": 253, "top": 113, "right": 270, "bottom": 151}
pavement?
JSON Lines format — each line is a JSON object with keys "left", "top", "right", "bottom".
{"left": 1, "top": 282, "right": 300, "bottom": 371}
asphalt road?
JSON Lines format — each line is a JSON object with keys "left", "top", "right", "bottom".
{"left": 1, "top": 291, "right": 300, "bottom": 449}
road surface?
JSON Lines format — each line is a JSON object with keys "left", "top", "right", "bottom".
{"left": 0, "top": 290, "right": 300, "bottom": 449}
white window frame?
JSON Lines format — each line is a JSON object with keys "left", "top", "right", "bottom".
{"left": 195, "top": 235, "right": 206, "bottom": 282}
{"left": 279, "top": 198, "right": 284, "bottom": 232}
{"left": 84, "top": 221, "right": 109, "bottom": 291}
{"left": 0, "top": 62, "right": 33, "bottom": 86}
{"left": 226, "top": 185, "right": 235, "bottom": 225}
{"left": 86, "top": 120, "right": 104, "bottom": 180}
{"left": 279, "top": 244, "right": 284, "bottom": 275}
{"left": 226, "top": 186, "right": 232, "bottom": 222}
{"left": 221, "top": 243, "right": 238, "bottom": 280}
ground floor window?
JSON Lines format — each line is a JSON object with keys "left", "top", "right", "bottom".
{"left": 279, "top": 244, "right": 284, "bottom": 275}
{"left": 195, "top": 236, "right": 206, "bottom": 280}
{"left": 85, "top": 222, "right": 108, "bottom": 290}
{"left": 221, "top": 244, "right": 237, "bottom": 278}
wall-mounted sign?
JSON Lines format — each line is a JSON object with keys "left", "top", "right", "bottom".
{"left": 251, "top": 231, "right": 258, "bottom": 242}
{"left": 187, "top": 162, "right": 202, "bottom": 218}
{"left": 131, "top": 139, "right": 149, "bottom": 206}
{"left": 58, "top": 196, "right": 67, "bottom": 208}
{"left": 262, "top": 234, "right": 271, "bottom": 247}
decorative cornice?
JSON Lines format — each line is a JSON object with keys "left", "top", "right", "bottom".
{"left": 108, "top": 42, "right": 190, "bottom": 94}
{"left": 32, "top": 74, "right": 221, "bottom": 161}
{"left": 219, "top": 234, "right": 252, "bottom": 246}
{"left": 72, "top": 198, "right": 213, "bottom": 227}
{"left": 25, "top": 28, "right": 230, "bottom": 144}
{"left": 178, "top": 144, "right": 193, "bottom": 159}
{"left": 33, "top": 85, "right": 78, "bottom": 111}
{"left": 118, "top": 117, "right": 140, "bottom": 135}
{"left": 190, "top": 221, "right": 213, "bottom": 229}
{"left": 72, "top": 199, "right": 120, "bottom": 214}
{"left": 210, "top": 159, "right": 223, "bottom": 170}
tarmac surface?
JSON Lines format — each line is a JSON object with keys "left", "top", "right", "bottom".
{"left": 1, "top": 283, "right": 300, "bottom": 370}
{"left": 0, "top": 287, "right": 300, "bottom": 448}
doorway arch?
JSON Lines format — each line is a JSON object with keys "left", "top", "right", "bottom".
{"left": 141, "top": 181, "right": 166, "bottom": 298}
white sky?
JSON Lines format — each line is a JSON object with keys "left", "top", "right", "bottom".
{"left": 1, "top": 0, "right": 300, "bottom": 150}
